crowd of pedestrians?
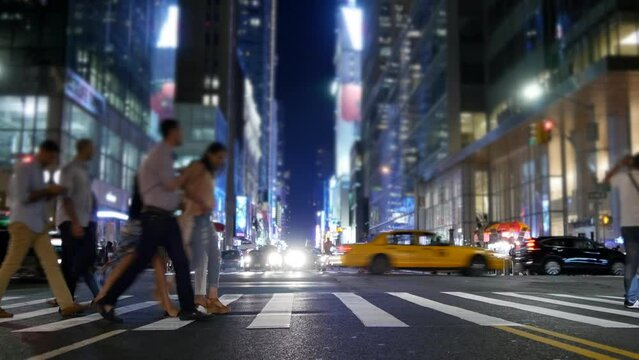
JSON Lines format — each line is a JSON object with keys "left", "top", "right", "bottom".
{"left": 0, "top": 119, "right": 229, "bottom": 323}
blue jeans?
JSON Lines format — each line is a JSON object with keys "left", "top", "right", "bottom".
{"left": 190, "top": 215, "right": 220, "bottom": 296}
{"left": 622, "top": 227, "right": 639, "bottom": 303}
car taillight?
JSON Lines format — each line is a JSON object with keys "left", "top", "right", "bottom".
{"left": 339, "top": 245, "right": 353, "bottom": 253}
{"left": 526, "top": 239, "right": 540, "bottom": 251}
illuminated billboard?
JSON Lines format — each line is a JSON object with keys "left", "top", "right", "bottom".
{"left": 157, "top": 5, "right": 179, "bottom": 49}
{"left": 339, "top": 83, "right": 361, "bottom": 122}
{"left": 236, "top": 196, "right": 248, "bottom": 237}
{"left": 341, "top": 6, "right": 362, "bottom": 51}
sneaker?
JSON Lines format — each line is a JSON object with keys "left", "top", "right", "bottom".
{"left": 624, "top": 300, "right": 639, "bottom": 309}
{"left": 59, "top": 303, "right": 89, "bottom": 317}
{"left": 0, "top": 308, "right": 13, "bottom": 318}
{"left": 46, "top": 299, "right": 58, "bottom": 307}
{"left": 179, "top": 310, "right": 208, "bottom": 321}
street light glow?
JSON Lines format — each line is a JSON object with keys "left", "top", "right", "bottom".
{"left": 622, "top": 31, "right": 639, "bottom": 45}
{"left": 521, "top": 82, "right": 544, "bottom": 101}
{"left": 380, "top": 165, "right": 391, "bottom": 175}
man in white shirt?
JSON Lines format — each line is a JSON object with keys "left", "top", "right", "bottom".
{"left": 605, "top": 154, "right": 639, "bottom": 309}
{"left": 56, "top": 139, "right": 100, "bottom": 301}
{"left": 0, "top": 141, "right": 86, "bottom": 318}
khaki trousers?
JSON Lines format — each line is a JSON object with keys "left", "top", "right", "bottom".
{"left": 0, "top": 223, "right": 73, "bottom": 308}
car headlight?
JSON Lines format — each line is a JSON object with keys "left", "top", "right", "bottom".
{"left": 268, "top": 252, "right": 282, "bottom": 267}
{"left": 285, "top": 250, "right": 306, "bottom": 268}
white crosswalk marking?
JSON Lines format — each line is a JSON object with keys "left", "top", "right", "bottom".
{"left": 495, "top": 292, "right": 639, "bottom": 319}
{"left": 2, "top": 298, "right": 50, "bottom": 310}
{"left": 598, "top": 295, "right": 624, "bottom": 300}
{"left": 335, "top": 292, "right": 408, "bottom": 327}
{"left": 388, "top": 292, "right": 520, "bottom": 327}
{"left": 247, "top": 293, "right": 294, "bottom": 329}
{"left": 0, "top": 307, "right": 59, "bottom": 324}
{"left": 4, "top": 296, "right": 24, "bottom": 301}
{"left": 445, "top": 292, "right": 638, "bottom": 328}
{"left": 14, "top": 301, "right": 157, "bottom": 332}
{"left": 548, "top": 293, "right": 621, "bottom": 305}
{"left": 26, "top": 330, "right": 126, "bottom": 360}
{"left": 135, "top": 294, "right": 244, "bottom": 331}
{"left": 1, "top": 295, "right": 132, "bottom": 310}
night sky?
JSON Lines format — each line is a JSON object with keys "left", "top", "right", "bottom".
{"left": 277, "top": 0, "right": 336, "bottom": 242}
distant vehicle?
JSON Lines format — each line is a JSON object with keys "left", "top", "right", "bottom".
{"left": 341, "top": 230, "right": 505, "bottom": 275}
{"left": 221, "top": 250, "right": 244, "bottom": 271}
{"left": 513, "top": 236, "right": 625, "bottom": 276}
{"left": 244, "top": 246, "right": 282, "bottom": 271}
{"left": 282, "top": 247, "right": 316, "bottom": 270}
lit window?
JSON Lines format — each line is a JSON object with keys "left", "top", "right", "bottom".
{"left": 212, "top": 76, "right": 220, "bottom": 89}
{"left": 202, "top": 95, "right": 210, "bottom": 106}
{"left": 204, "top": 76, "right": 211, "bottom": 89}
{"left": 250, "top": 18, "right": 261, "bottom": 27}
{"left": 211, "top": 95, "right": 219, "bottom": 107}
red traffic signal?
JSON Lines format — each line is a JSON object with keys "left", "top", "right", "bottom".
{"left": 542, "top": 119, "right": 555, "bottom": 131}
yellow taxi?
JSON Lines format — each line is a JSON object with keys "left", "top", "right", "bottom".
{"left": 340, "top": 230, "right": 505, "bottom": 275}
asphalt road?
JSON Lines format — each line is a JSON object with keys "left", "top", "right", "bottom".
{"left": 0, "top": 270, "right": 636, "bottom": 360}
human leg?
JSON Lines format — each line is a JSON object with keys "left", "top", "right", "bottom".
{"left": 100, "top": 216, "right": 158, "bottom": 308}
{"left": 0, "top": 224, "right": 34, "bottom": 310}
{"left": 152, "top": 254, "right": 178, "bottom": 317}
{"left": 32, "top": 230, "right": 76, "bottom": 310}
{"left": 162, "top": 217, "right": 196, "bottom": 312}
{"left": 58, "top": 221, "right": 76, "bottom": 294}
{"left": 623, "top": 227, "right": 639, "bottom": 303}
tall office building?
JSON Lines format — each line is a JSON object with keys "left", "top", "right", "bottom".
{"left": 175, "top": 0, "right": 244, "bottom": 246}
{"left": 329, "top": 0, "right": 363, "bottom": 245}
{"left": 360, "top": 0, "right": 413, "bottom": 235}
{"left": 237, "top": 0, "right": 279, "bottom": 245}
{"left": 0, "top": 0, "right": 157, "bottom": 242}
{"left": 361, "top": 0, "right": 639, "bottom": 246}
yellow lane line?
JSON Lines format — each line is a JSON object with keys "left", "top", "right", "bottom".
{"left": 494, "top": 326, "right": 618, "bottom": 360}
{"left": 523, "top": 325, "right": 639, "bottom": 360}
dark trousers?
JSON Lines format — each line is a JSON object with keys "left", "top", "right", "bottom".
{"left": 59, "top": 221, "right": 100, "bottom": 298}
{"left": 102, "top": 213, "right": 195, "bottom": 312}
{"left": 623, "top": 226, "right": 639, "bottom": 301}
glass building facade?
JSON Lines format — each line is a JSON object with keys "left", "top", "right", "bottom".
{"left": 0, "top": 0, "right": 156, "bottom": 216}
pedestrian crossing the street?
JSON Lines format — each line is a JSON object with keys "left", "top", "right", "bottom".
{"left": 4, "top": 290, "right": 639, "bottom": 358}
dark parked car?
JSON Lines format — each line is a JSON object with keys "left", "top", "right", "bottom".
{"left": 221, "top": 250, "right": 244, "bottom": 271}
{"left": 514, "top": 236, "right": 625, "bottom": 276}
{"left": 244, "top": 246, "right": 282, "bottom": 271}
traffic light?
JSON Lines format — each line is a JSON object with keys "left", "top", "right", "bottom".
{"left": 600, "top": 215, "right": 612, "bottom": 226}
{"left": 530, "top": 119, "right": 554, "bottom": 145}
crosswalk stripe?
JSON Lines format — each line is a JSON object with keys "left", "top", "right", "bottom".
{"left": 2, "top": 298, "right": 49, "bottom": 310}
{"left": 334, "top": 293, "right": 408, "bottom": 327}
{"left": 4, "top": 296, "right": 25, "bottom": 301}
{"left": 135, "top": 294, "right": 244, "bottom": 331}
{"left": 548, "top": 294, "right": 621, "bottom": 305}
{"left": 388, "top": 292, "right": 519, "bottom": 327}
{"left": 0, "top": 307, "right": 59, "bottom": 324}
{"left": 445, "top": 292, "right": 638, "bottom": 328}
{"left": 495, "top": 292, "right": 639, "bottom": 319}
{"left": 26, "top": 330, "right": 126, "bottom": 360}
{"left": 14, "top": 301, "right": 157, "bottom": 332}
{"left": 1, "top": 295, "right": 132, "bottom": 311}
{"left": 247, "top": 293, "right": 294, "bottom": 329}
{"left": 598, "top": 295, "right": 624, "bottom": 300}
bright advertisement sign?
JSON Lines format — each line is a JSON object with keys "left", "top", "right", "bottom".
{"left": 235, "top": 196, "right": 248, "bottom": 237}
{"left": 340, "top": 83, "right": 361, "bottom": 122}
